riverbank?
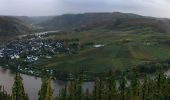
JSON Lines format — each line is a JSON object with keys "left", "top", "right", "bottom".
{"left": 0, "top": 67, "right": 94, "bottom": 100}
{"left": 2, "top": 59, "right": 170, "bottom": 82}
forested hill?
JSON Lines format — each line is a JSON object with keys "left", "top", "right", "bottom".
{"left": 1, "top": 12, "right": 170, "bottom": 38}
{"left": 0, "top": 16, "right": 33, "bottom": 37}
{"left": 39, "top": 12, "right": 170, "bottom": 33}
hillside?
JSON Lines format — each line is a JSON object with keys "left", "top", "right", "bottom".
{"left": 2, "top": 12, "right": 170, "bottom": 79}
{"left": 39, "top": 12, "right": 170, "bottom": 33}
{"left": 29, "top": 16, "right": 55, "bottom": 24}
{"left": 0, "top": 16, "right": 33, "bottom": 39}
{"left": 30, "top": 27, "right": 170, "bottom": 78}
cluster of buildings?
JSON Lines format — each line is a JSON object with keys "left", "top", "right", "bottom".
{"left": 0, "top": 35, "right": 67, "bottom": 63}
{"left": 0, "top": 32, "right": 80, "bottom": 76}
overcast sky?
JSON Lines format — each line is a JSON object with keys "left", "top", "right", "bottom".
{"left": 0, "top": 0, "right": 170, "bottom": 18}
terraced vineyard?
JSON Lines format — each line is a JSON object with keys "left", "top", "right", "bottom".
{"left": 31, "top": 28, "right": 170, "bottom": 77}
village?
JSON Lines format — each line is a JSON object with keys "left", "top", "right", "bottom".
{"left": 0, "top": 33, "right": 80, "bottom": 77}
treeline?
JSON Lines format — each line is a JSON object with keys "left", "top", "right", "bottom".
{"left": 2, "top": 70, "right": 170, "bottom": 100}
{"left": 57, "top": 71, "right": 170, "bottom": 100}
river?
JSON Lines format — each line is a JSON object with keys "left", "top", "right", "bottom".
{"left": 0, "top": 30, "right": 94, "bottom": 100}
{"left": 0, "top": 67, "right": 94, "bottom": 100}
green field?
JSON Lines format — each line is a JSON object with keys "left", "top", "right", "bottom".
{"left": 34, "top": 28, "right": 170, "bottom": 75}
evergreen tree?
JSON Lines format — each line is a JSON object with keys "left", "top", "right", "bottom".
{"left": 107, "top": 70, "right": 118, "bottom": 100}
{"left": 0, "top": 86, "right": 10, "bottom": 100}
{"left": 93, "top": 78, "right": 103, "bottom": 100}
{"left": 59, "top": 85, "right": 67, "bottom": 100}
{"left": 84, "top": 89, "right": 90, "bottom": 100}
{"left": 130, "top": 69, "right": 140, "bottom": 100}
{"left": 119, "top": 73, "right": 127, "bottom": 100}
{"left": 11, "top": 73, "right": 28, "bottom": 100}
{"left": 39, "top": 77, "right": 54, "bottom": 100}
{"left": 68, "top": 78, "right": 82, "bottom": 100}
{"left": 155, "top": 72, "right": 167, "bottom": 100}
{"left": 141, "top": 75, "right": 148, "bottom": 100}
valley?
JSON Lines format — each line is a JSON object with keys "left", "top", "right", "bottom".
{"left": 1, "top": 25, "right": 170, "bottom": 80}
{"left": 2, "top": 0, "right": 170, "bottom": 99}
{"left": 1, "top": 11, "right": 170, "bottom": 99}
{"left": 1, "top": 12, "right": 170, "bottom": 80}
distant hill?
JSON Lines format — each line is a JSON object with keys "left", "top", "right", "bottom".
{"left": 39, "top": 12, "right": 170, "bottom": 33}
{"left": 1, "top": 12, "right": 170, "bottom": 40}
{"left": 14, "top": 16, "right": 34, "bottom": 25}
{"left": 29, "top": 16, "right": 55, "bottom": 24}
{"left": 0, "top": 16, "right": 33, "bottom": 37}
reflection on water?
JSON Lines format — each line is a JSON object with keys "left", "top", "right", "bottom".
{"left": 0, "top": 67, "right": 94, "bottom": 100}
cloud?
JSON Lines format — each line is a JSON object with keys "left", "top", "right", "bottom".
{"left": 0, "top": 0, "right": 170, "bottom": 18}
{"left": 0, "top": 0, "right": 58, "bottom": 16}
{"left": 55, "top": 0, "right": 170, "bottom": 18}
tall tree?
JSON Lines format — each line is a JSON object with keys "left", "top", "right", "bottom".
{"left": 0, "top": 86, "right": 10, "bottom": 100}
{"left": 155, "top": 72, "right": 167, "bottom": 100}
{"left": 107, "top": 70, "right": 118, "bottom": 100}
{"left": 59, "top": 85, "right": 67, "bottom": 100}
{"left": 11, "top": 73, "right": 28, "bottom": 100}
{"left": 68, "top": 78, "right": 83, "bottom": 100}
{"left": 119, "top": 73, "right": 127, "bottom": 100}
{"left": 130, "top": 69, "right": 140, "bottom": 100}
{"left": 39, "top": 77, "right": 54, "bottom": 100}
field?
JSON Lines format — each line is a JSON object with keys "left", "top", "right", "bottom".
{"left": 34, "top": 28, "right": 170, "bottom": 76}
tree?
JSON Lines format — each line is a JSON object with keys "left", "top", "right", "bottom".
{"left": 68, "top": 78, "right": 83, "bottom": 100}
{"left": 107, "top": 70, "right": 118, "bottom": 100}
{"left": 0, "top": 86, "right": 10, "bottom": 100}
{"left": 39, "top": 77, "right": 54, "bottom": 100}
{"left": 59, "top": 85, "right": 67, "bottom": 100}
{"left": 93, "top": 77, "right": 105, "bottom": 100}
{"left": 155, "top": 72, "right": 168, "bottom": 100}
{"left": 11, "top": 73, "right": 28, "bottom": 100}
{"left": 119, "top": 73, "right": 127, "bottom": 100}
{"left": 129, "top": 69, "right": 140, "bottom": 100}
{"left": 84, "top": 89, "right": 90, "bottom": 100}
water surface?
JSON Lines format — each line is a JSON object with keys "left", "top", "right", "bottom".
{"left": 0, "top": 67, "right": 94, "bottom": 100}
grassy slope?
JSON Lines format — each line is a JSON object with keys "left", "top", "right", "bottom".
{"left": 37, "top": 44, "right": 121, "bottom": 73}
{"left": 34, "top": 28, "right": 170, "bottom": 74}
{"left": 144, "top": 45, "right": 170, "bottom": 59}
